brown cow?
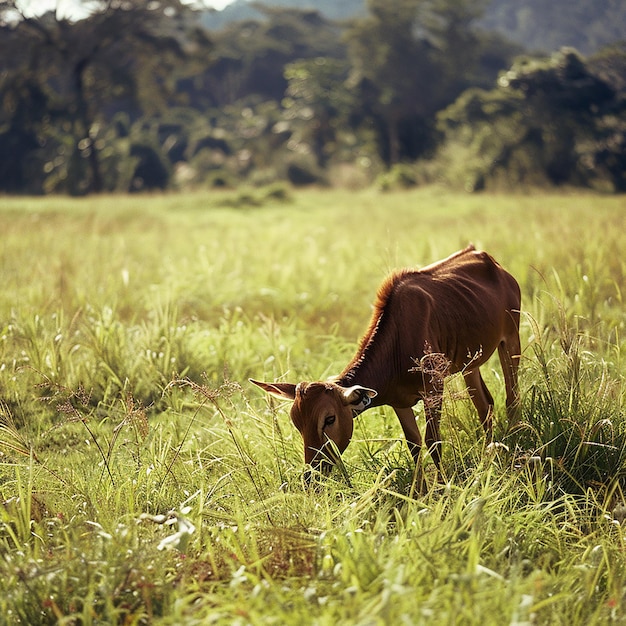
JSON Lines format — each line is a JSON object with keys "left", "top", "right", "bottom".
{"left": 251, "top": 245, "right": 521, "bottom": 480}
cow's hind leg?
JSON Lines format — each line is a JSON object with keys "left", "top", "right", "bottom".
{"left": 498, "top": 335, "right": 521, "bottom": 428}
{"left": 463, "top": 368, "right": 494, "bottom": 441}
{"left": 424, "top": 394, "right": 443, "bottom": 474}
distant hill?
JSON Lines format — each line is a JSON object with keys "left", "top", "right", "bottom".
{"left": 201, "top": 0, "right": 365, "bottom": 30}
{"left": 202, "top": 0, "right": 625, "bottom": 56}
{"left": 480, "top": 0, "right": 626, "bottom": 56}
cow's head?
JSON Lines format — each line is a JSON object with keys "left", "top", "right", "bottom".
{"left": 250, "top": 379, "right": 377, "bottom": 478}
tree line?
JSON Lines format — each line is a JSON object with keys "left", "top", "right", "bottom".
{"left": 1, "top": 0, "right": 624, "bottom": 195}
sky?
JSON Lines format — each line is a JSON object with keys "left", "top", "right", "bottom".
{"left": 17, "top": 0, "right": 237, "bottom": 19}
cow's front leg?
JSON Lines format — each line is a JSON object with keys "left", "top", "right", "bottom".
{"left": 394, "top": 406, "right": 422, "bottom": 464}
{"left": 394, "top": 406, "right": 425, "bottom": 493}
{"left": 424, "top": 393, "right": 443, "bottom": 476}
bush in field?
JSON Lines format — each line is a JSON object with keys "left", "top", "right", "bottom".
{"left": 376, "top": 163, "right": 418, "bottom": 191}
{"left": 507, "top": 314, "right": 626, "bottom": 497}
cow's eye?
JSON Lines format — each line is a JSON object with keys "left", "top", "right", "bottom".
{"left": 324, "top": 415, "right": 336, "bottom": 428}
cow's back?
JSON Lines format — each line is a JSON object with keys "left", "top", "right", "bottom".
{"left": 389, "top": 248, "right": 520, "bottom": 371}
{"left": 421, "top": 247, "right": 520, "bottom": 310}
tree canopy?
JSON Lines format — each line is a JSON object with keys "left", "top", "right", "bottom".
{"left": 0, "top": 0, "right": 624, "bottom": 194}
{"left": 436, "top": 47, "right": 626, "bottom": 191}
{"left": 0, "top": 0, "right": 210, "bottom": 193}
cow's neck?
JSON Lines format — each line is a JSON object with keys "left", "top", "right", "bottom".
{"left": 337, "top": 329, "right": 400, "bottom": 406}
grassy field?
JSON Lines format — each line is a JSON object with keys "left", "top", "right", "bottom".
{"left": 1, "top": 187, "right": 626, "bottom": 624}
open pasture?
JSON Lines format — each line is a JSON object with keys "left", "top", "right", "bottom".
{"left": 1, "top": 187, "right": 626, "bottom": 624}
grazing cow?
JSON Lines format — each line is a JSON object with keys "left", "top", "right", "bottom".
{"left": 251, "top": 245, "right": 521, "bottom": 480}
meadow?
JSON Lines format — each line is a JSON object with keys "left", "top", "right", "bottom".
{"left": 1, "top": 186, "right": 626, "bottom": 624}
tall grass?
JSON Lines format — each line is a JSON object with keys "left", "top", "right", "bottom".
{"left": 506, "top": 310, "right": 626, "bottom": 498}
{"left": 1, "top": 188, "right": 626, "bottom": 624}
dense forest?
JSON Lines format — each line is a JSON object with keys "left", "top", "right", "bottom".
{"left": 1, "top": 0, "right": 624, "bottom": 195}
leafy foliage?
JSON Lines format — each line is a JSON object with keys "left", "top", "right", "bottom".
{"left": 199, "top": 6, "right": 346, "bottom": 108}
{"left": 0, "top": 1, "right": 624, "bottom": 193}
{"left": 343, "top": 0, "right": 513, "bottom": 164}
{"left": 0, "top": 0, "right": 211, "bottom": 194}
{"left": 434, "top": 47, "right": 626, "bottom": 191}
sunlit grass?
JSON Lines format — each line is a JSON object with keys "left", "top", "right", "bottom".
{"left": 1, "top": 187, "right": 626, "bottom": 623}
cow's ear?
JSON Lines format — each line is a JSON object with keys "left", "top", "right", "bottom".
{"left": 249, "top": 379, "right": 297, "bottom": 401}
{"left": 341, "top": 385, "right": 377, "bottom": 405}
{"left": 341, "top": 385, "right": 377, "bottom": 406}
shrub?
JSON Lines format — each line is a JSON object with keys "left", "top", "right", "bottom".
{"left": 507, "top": 318, "right": 626, "bottom": 497}
{"left": 375, "top": 163, "right": 418, "bottom": 191}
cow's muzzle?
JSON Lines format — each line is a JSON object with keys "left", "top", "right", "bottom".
{"left": 303, "top": 441, "right": 341, "bottom": 486}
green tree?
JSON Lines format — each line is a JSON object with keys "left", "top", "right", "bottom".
{"left": 344, "top": 0, "right": 509, "bottom": 165}
{"left": 0, "top": 67, "right": 49, "bottom": 192}
{"left": 283, "top": 57, "right": 353, "bottom": 167}
{"left": 0, "top": 0, "right": 210, "bottom": 194}
{"left": 196, "top": 7, "right": 346, "bottom": 109}
{"left": 436, "top": 48, "right": 624, "bottom": 190}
